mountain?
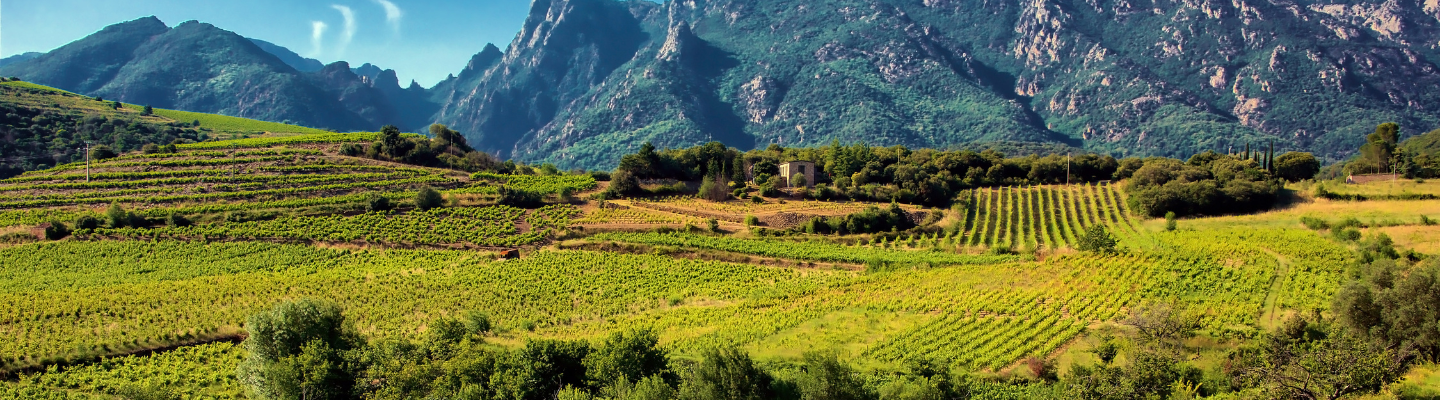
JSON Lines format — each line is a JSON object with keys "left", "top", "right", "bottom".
{"left": 425, "top": 0, "right": 1440, "bottom": 169}
{"left": 248, "top": 39, "right": 324, "bottom": 72}
{"left": 0, "top": 17, "right": 421, "bottom": 132}
{"left": 11, "top": 1, "right": 1440, "bottom": 171}
{"left": 0, "top": 52, "right": 43, "bottom": 68}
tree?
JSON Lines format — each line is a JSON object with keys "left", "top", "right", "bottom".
{"left": 676, "top": 348, "right": 776, "bottom": 400}
{"left": 142, "top": 105, "right": 153, "bottom": 116}
{"left": 415, "top": 187, "right": 443, "bottom": 211}
{"left": 1233, "top": 323, "right": 1411, "bottom": 400}
{"left": 43, "top": 221, "right": 70, "bottom": 240}
{"left": 1077, "top": 224, "right": 1117, "bottom": 253}
{"left": 605, "top": 169, "right": 641, "bottom": 198}
{"left": 237, "top": 299, "right": 363, "bottom": 400}
{"left": 141, "top": 143, "right": 160, "bottom": 154}
{"left": 795, "top": 352, "right": 871, "bottom": 400}
{"left": 366, "top": 194, "right": 393, "bottom": 213}
{"left": 106, "top": 203, "right": 129, "bottom": 228}
{"left": 1358, "top": 123, "right": 1400, "bottom": 174}
{"left": 584, "top": 328, "right": 672, "bottom": 389}
{"left": 1275, "top": 152, "right": 1321, "bottom": 182}
{"left": 90, "top": 145, "right": 118, "bottom": 161}
{"left": 699, "top": 175, "right": 729, "bottom": 202}
{"left": 1164, "top": 211, "right": 1177, "bottom": 231}
{"left": 791, "top": 173, "right": 808, "bottom": 188}
{"left": 428, "top": 124, "right": 472, "bottom": 153}
{"left": 376, "top": 125, "right": 410, "bottom": 159}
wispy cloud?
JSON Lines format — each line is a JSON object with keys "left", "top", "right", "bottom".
{"left": 331, "top": 4, "right": 357, "bottom": 56}
{"left": 373, "top": 0, "right": 403, "bottom": 35}
{"left": 309, "top": 21, "right": 329, "bottom": 57}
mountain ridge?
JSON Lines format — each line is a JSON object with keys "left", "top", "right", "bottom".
{"left": 7, "top": 1, "right": 1440, "bottom": 171}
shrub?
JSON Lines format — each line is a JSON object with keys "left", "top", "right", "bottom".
{"left": 366, "top": 194, "right": 393, "bottom": 213}
{"left": 106, "top": 203, "right": 129, "bottom": 228}
{"left": 698, "top": 175, "right": 729, "bottom": 202}
{"left": 1300, "top": 216, "right": 1330, "bottom": 230}
{"left": 1274, "top": 152, "right": 1321, "bottom": 182}
{"left": 140, "top": 143, "right": 160, "bottom": 154}
{"left": 73, "top": 215, "right": 100, "bottom": 230}
{"left": 744, "top": 215, "right": 759, "bottom": 226}
{"left": 415, "top": 187, "right": 444, "bottom": 210}
{"left": 708, "top": 218, "right": 720, "bottom": 233}
{"left": 165, "top": 213, "right": 192, "bottom": 227}
{"left": 1332, "top": 227, "right": 1362, "bottom": 241}
{"left": 1422, "top": 215, "right": 1437, "bottom": 226}
{"left": 43, "top": 221, "right": 71, "bottom": 240}
{"left": 1077, "top": 225, "right": 1118, "bottom": 253}
{"left": 1164, "top": 211, "right": 1177, "bottom": 231}
{"left": 750, "top": 195, "right": 763, "bottom": 204}
{"left": 90, "top": 145, "right": 118, "bottom": 161}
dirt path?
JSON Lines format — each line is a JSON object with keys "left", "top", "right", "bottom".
{"left": 1257, "top": 247, "right": 1292, "bottom": 329}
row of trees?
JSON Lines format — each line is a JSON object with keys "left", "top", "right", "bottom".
{"left": 608, "top": 141, "right": 1321, "bottom": 215}
{"left": 235, "top": 299, "right": 972, "bottom": 400}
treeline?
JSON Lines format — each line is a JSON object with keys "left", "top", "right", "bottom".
{"left": 229, "top": 299, "right": 1045, "bottom": 400}
{"left": 608, "top": 141, "right": 1319, "bottom": 217}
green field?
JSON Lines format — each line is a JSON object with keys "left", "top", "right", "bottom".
{"left": 0, "top": 133, "right": 1434, "bottom": 399}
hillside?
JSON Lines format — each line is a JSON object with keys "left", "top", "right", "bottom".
{"left": 435, "top": 0, "right": 1440, "bottom": 169}
{"left": 0, "top": 80, "right": 339, "bottom": 178}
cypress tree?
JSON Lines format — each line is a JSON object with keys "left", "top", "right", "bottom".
{"left": 1245, "top": 143, "right": 1251, "bottom": 160}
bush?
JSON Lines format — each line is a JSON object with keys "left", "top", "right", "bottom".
{"left": 1275, "top": 152, "right": 1321, "bottom": 182}
{"left": 1332, "top": 227, "right": 1362, "bottom": 241}
{"left": 1164, "top": 211, "right": 1177, "bottom": 231}
{"left": 43, "top": 221, "right": 71, "bottom": 240}
{"left": 750, "top": 195, "right": 763, "bottom": 204}
{"left": 237, "top": 299, "right": 363, "bottom": 400}
{"left": 1422, "top": 215, "right": 1437, "bottom": 226}
{"left": 744, "top": 215, "right": 759, "bottom": 226}
{"left": 366, "top": 194, "right": 393, "bottom": 213}
{"left": 1077, "top": 225, "right": 1118, "bottom": 253}
{"left": 73, "top": 215, "right": 100, "bottom": 230}
{"left": 1300, "top": 216, "right": 1330, "bottom": 230}
{"left": 698, "top": 175, "right": 729, "bottom": 202}
{"left": 106, "top": 203, "right": 129, "bottom": 228}
{"left": 165, "top": 213, "right": 192, "bottom": 228}
{"left": 90, "top": 145, "right": 118, "bottom": 161}
{"left": 415, "top": 187, "right": 444, "bottom": 211}
{"left": 140, "top": 143, "right": 161, "bottom": 154}
{"left": 707, "top": 218, "right": 720, "bottom": 233}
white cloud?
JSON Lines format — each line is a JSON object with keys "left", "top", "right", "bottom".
{"left": 309, "top": 21, "right": 328, "bottom": 57}
{"left": 331, "top": 4, "right": 356, "bottom": 55}
{"left": 373, "top": 0, "right": 403, "bottom": 34}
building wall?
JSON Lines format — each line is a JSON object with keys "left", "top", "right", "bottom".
{"left": 779, "top": 161, "right": 816, "bottom": 188}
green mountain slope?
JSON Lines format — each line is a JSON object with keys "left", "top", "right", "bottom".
{"left": 0, "top": 80, "right": 328, "bottom": 177}
{"left": 436, "top": 0, "right": 1440, "bottom": 170}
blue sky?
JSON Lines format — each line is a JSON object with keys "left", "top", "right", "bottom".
{"left": 1, "top": 0, "right": 537, "bottom": 87}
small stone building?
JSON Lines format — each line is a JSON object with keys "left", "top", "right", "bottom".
{"left": 779, "top": 161, "right": 816, "bottom": 188}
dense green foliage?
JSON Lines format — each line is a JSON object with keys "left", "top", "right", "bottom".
{"left": 1124, "top": 153, "right": 1281, "bottom": 217}
{"left": 618, "top": 141, "right": 1121, "bottom": 206}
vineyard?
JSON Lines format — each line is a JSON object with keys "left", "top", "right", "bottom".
{"left": 0, "top": 146, "right": 462, "bottom": 210}
{"left": 0, "top": 121, "right": 1399, "bottom": 400}
{"left": 955, "top": 184, "right": 1142, "bottom": 250}
{"left": 85, "top": 205, "right": 579, "bottom": 247}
